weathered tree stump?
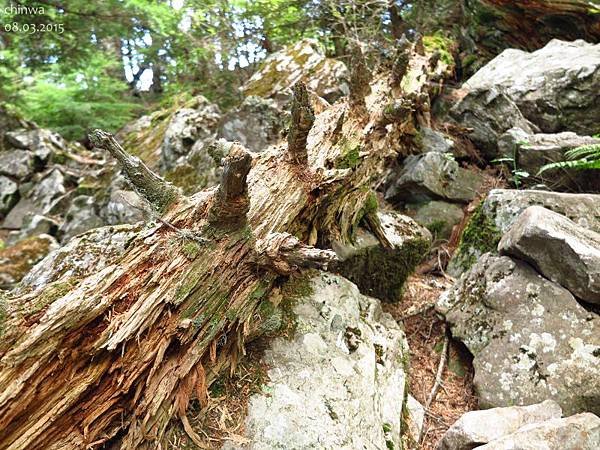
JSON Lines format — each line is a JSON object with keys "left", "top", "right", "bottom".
{"left": 0, "top": 42, "right": 444, "bottom": 450}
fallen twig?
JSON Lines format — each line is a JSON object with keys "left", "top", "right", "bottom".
{"left": 418, "top": 326, "right": 450, "bottom": 445}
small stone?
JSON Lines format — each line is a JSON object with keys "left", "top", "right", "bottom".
{"left": 438, "top": 400, "right": 562, "bottom": 450}
{"left": 409, "top": 200, "right": 464, "bottom": 242}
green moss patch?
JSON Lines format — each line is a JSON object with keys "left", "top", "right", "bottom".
{"left": 334, "top": 136, "right": 362, "bottom": 169}
{"left": 339, "top": 238, "right": 430, "bottom": 303}
{"left": 453, "top": 201, "right": 502, "bottom": 271}
{"left": 423, "top": 33, "right": 455, "bottom": 66}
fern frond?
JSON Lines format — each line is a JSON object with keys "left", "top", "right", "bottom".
{"left": 537, "top": 143, "right": 600, "bottom": 175}
{"left": 564, "top": 143, "right": 600, "bottom": 160}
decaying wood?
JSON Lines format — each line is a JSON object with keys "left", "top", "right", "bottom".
{"left": 255, "top": 232, "right": 339, "bottom": 275}
{"left": 287, "top": 82, "right": 315, "bottom": 164}
{"left": 208, "top": 142, "right": 253, "bottom": 229}
{"left": 0, "top": 41, "right": 444, "bottom": 450}
{"left": 348, "top": 43, "right": 372, "bottom": 113}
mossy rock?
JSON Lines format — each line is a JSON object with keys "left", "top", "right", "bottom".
{"left": 334, "top": 211, "right": 431, "bottom": 303}
{"left": 448, "top": 201, "right": 502, "bottom": 276}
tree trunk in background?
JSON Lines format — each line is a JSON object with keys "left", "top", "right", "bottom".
{"left": 0, "top": 42, "right": 446, "bottom": 450}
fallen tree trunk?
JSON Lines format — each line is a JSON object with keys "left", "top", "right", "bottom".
{"left": 0, "top": 43, "right": 443, "bottom": 450}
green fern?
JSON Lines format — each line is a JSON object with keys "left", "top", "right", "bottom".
{"left": 538, "top": 143, "right": 600, "bottom": 174}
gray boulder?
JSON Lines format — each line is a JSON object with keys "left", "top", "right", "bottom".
{"left": 159, "top": 97, "right": 221, "bottom": 172}
{"left": 451, "top": 88, "right": 537, "bottom": 160}
{"left": 499, "top": 206, "right": 600, "bottom": 304}
{"left": 2, "top": 168, "right": 69, "bottom": 229}
{"left": 420, "top": 127, "right": 454, "bottom": 154}
{"left": 409, "top": 200, "right": 464, "bottom": 242}
{"left": 5, "top": 214, "right": 60, "bottom": 246}
{"left": 59, "top": 195, "right": 104, "bottom": 242}
{"left": 333, "top": 210, "right": 431, "bottom": 302}
{"left": 438, "top": 400, "right": 562, "bottom": 450}
{"left": 498, "top": 127, "right": 600, "bottom": 189}
{"left": 0, "top": 150, "right": 35, "bottom": 180}
{"left": 16, "top": 224, "right": 141, "bottom": 295}
{"left": 477, "top": 413, "right": 600, "bottom": 450}
{"left": 452, "top": 39, "right": 600, "bottom": 158}
{"left": 5, "top": 128, "right": 66, "bottom": 162}
{"left": 102, "top": 189, "right": 148, "bottom": 225}
{"left": 217, "top": 96, "right": 285, "bottom": 152}
{"left": 234, "top": 272, "right": 410, "bottom": 450}
{"left": 0, "top": 176, "right": 18, "bottom": 216}
{"left": 438, "top": 254, "right": 599, "bottom": 415}
{"left": 448, "top": 189, "right": 600, "bottom": 277}
{"left": 385, "top": 152, "right": 484, "bottom": 204}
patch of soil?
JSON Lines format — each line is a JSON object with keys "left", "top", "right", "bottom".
{"left": 385, "top": 273, "right": 478, "bottom": 450}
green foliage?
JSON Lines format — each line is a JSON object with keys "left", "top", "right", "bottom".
{"left": 492, "top": 140, "right": 532, "bottom": 189}
{"left": 19, "top": 54, "right": 137, "bottom": 140}
{"left": 423, "top": 33, "right": 455, "bottom": 65}
{"left": 538, "top": 143, "right": 600, "bottom": 174}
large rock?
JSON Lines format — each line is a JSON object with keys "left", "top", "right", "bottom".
{"left": 499, "top": 206, "right": 600, "bottom": 304}
{"left": 0, "top": 150, "right": 36, "bottom": 180}
{"left": 450, "top": 88, "right": 537, "bottom": 160}
{"left": 0, "top": 176, "right": 18, "bottom": 217}
{"left": 385, "top": 152, "right": 484, "bottom": 205}
{"left": 159, "top": 97, "right": 221, "bottom": 172}
{"left": 102, "top": 189, "right": 147, "bottom": 225}
{"left": 438, "top": 400, "right": 562, "bottom": 450}
{"left": 497, "top": 127, "right": 600, "bottom": 189}
{"left": 408, "top": 200, "right": 464, "bottom": 242}
{"left": 452, "top": 39, "right": 600, "bottom": 158}
{"left": 4, "top": 128, "right": 65, "bottom": 162}
{"left": 2, "top": 168, "right": 70, "bottom": 229}
{"left": 438, "top": 254, "right": 600, "bottom": 415}
{"left": 4, "top": 214, "right": 60, "bottom": 246}
{"left": 59, "top": 195, "right": 104, "bottom": 242}
{"left": 0, "top": 234, "right": 59, "bottom": 289}
{"left": 333, "top": 210, "right": 431, "bottom": 302}
{"left": 477, "top": 413, "right": 600, "bottom": 450}
{"left": 448, "top": 189, "right": 600, "bottom": 276}
{"left": 234, "top": 272, "right": 410, "bottom": 450}
{"left": 16, "top": 224, "right": 141, "bottom": 295}
{"left": 217, "top": 96, "right": 285, "bottom": 152}
{"left": 419, "top": 127, "right": 455, "bottom": 154}
{"left": 242, "top": 39, "right": 349, "bottom": 104}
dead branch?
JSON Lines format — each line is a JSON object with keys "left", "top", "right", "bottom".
{"left": 89, "top": 129, "right": 180, "bottom": 212}
{"left": 287, "top": 82, "right": 315, "bottom": 164}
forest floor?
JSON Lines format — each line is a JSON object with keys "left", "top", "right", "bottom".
{"left": 385, "top": 273, "right": 478, "bottom": 450}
